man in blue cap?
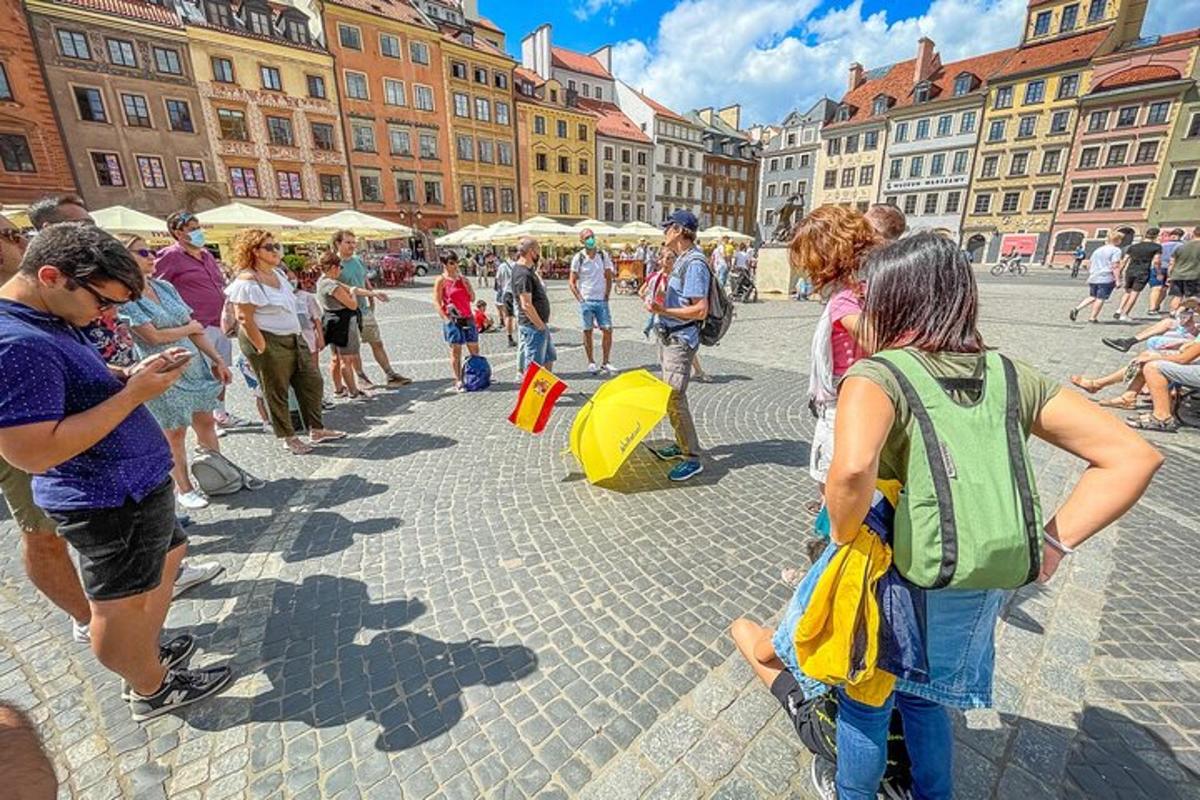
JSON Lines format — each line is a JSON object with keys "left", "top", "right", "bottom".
{"left": 648, "top": 210, "right": 709, "bottom": 481}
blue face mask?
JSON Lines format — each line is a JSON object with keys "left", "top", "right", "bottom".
{"left": 584, "top": 237, "right": 596, "bottom": 249}
{"left": 187, "top": 229, "right": 206, "bottom": 248}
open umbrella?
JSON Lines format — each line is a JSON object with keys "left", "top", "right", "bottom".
{"left": 435, "top": 224, "right": 486, "bottom": 247}
{"left": 572, "top": 219, "right": 622, "bottom": 239}
{"left": 494, "top": 216, "right": 576, "bottom": 245}
{"left": 462, "top": 220, "right": 518, "bottom": 246}
{"left": 307, "top": 209, "right": 413, "bottom": 239}
{"left": 699, "top": 225, "right": 753, "bottom": 243}
{"left": 569, "top": 369, "right": 673, "bottom": 484}
{"left": 91, "top": 206, "right": 169, "bottom": 238}
{"left": 195, "top": 202, "right": 310, "bottom": 231}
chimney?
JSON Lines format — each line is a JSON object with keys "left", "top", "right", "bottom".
{"left": 848, "top": 62, "right": 864, "bottom": 92}
{"left": 914, "top": 37, "right": 939, "bottom": 84}
{"left": 461, "top": 0, "right": 478, "bottom": 20}
{"left": 521, "top": 24, "right": 553, "bottom": 80}
{"left": 590, "top": 45, "right": 612, "bottom": 73}
{"left": 697, "top": 107, "right": 714, "bottom": 125}
{"left": 717, "top": 104, "right": 741, "bottom": 130}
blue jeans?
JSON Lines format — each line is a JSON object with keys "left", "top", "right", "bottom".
{"left": 835, "top": 689, "right": 952, "bottom": 799}
{"left": 718, "top": 264, "right": 730, "bottom": 289}
{"left": 579, "top": 300, "right": 612, "bottom": 330}
{"left": 518, "top": 324, "right": 556, "bottom": 373}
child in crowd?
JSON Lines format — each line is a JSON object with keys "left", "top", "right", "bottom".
{"left": 288, "top": 265, "right": 334, "bottom": 409}
{"left": 473, "top": 299, "right": 494, "bottom": 333}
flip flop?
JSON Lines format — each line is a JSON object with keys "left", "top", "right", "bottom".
{"left": 310, "top": 431, "right": 347, "bottom": 444}
{"left": 1069, "top": 376, "right": 1102, "bottom": 394}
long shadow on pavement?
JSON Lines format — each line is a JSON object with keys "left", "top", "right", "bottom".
{"left": 185, "top": 510, "right": 402, "bottom": 562}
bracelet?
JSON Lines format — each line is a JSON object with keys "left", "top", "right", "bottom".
{"left": 1043, "top": 534, "right": 1075, "bottom": 555}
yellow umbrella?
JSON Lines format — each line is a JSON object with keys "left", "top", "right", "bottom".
{"left": 569, "top": 369, "right": 673, "bottom": 484}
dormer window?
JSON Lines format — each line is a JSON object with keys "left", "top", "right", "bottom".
{"left": 836, "top": 104, "right": 852, "bottom": 122}
{"left": 871, "top": 96, "right": 891, "bottom": 116}
{"left": 204, "top": 0, "right": 231, "bottom": 26}
{"left": 953, "top": 73, "right": 973, "bottom": 96}
{"left": 913, "top": 82, "right": 931, "bottom": 104}
{"left": 246, "top": 7, "right": 272, "bottom": 36}
{"left": 284, "top": 17, "right": 308, "bottom": 45}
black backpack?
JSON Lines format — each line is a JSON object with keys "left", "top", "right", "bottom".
{"left": 680, "top": 252, "right": 733, "bottom": 346}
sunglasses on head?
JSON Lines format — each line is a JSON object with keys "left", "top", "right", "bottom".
{"left": 0, "top": 229, "right": 28, "bottom": 245}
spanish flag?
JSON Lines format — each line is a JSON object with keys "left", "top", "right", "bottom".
{"left": 509, "top": 363, "right": 567, "bottom": 434}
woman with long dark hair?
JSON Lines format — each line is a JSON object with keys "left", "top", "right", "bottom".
{"left": 821, "top": 233, "right": 1161, "bottom": 798}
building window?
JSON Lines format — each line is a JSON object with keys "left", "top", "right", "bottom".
{"left": 179, "top": 159, "right": 206, "bottom": 183}
{"left": 1031, "top": 189, "right": 1053, "bottom": 211}
{"left": 217, "top": 108, "right": 247, "bottom": 140}
{"left": 74, "top": 87, "right": 107, "bottom": 123}
{"left": 473, "top": 67, "right": 488, "bottom": 85}
{"left": 909, "top": 156, "right": 924, "bottom": 178}
{"left": 1186, "top": 113, "right": 1200, "bottom": 138}
{"left": 358, "top": 173, "right": 381, "bottom": 202}
{"left": 987, "top": 120, "right": 1005, "bottom": 142}
{"left": 1060, "top": 3, "right": 1078, "bottom": 30}
{"left": 864, "top": 131, "right": 878, "bottom": 150}
{"left": 960, "top": 110, "right": 976, "bottom": 134}
{"left": 945, "top": 191, "right": 961, "bottom": 214}
{"left": 391, "top": 176, "right": 413, "bottom": 203}
{"left": 1088, "top": 0, "right": 1106, "bottom": 20}
{"left": 338, "top": 24, "right": 361, "bottom": 50}
{"left": 1167, "top": 169, "right": 1196, "bottom": 197}
{"left": 1009, "top": 153, "right": 1028, "bottom": 176}
{"left": 388, "top": 127, "right": 411, "bottom": 156}
{"left": 859, "top": 165, "right": 873, "bottom": 186}
{"left": 1115, "top": 106, "right": 1138, "bottom": 128}
{"left": 915, "top": 119, "right": 930, "bottom": 140}
{"left": 1134, "top": 141, "right": 1158, "bottom": 164}
{"left": 843, "top": 138, "right": 857, "bottom": 155}
{"left": 134, "top": 155, "right": 166, "bottom": 188}
{"left": 1122, "top": 182, "right": 1147, "bottom": 209}
{"left": 414, "top": 85, "right": 434, "bottom": 111}
{"left": 1146, "top": 102, "right": 1169, "bottom": 125}
{"left": 384, "top": 78, "right": 406, "bottom": 107}
{"left": 889, "top": 159, "right": 902, "bottom": 180}
{"left": 930, "top": 153, "right": 945, "bottom": 176}
{"left": 409, "top": 41, "right": 429, "bottom": 65}
{"left": 556, "top": 120, "right": 567, "bottom": 138}
{"left": 903, "top": 195, "right": 918, "bottom": 215}
{"left": 121, "top": 94, "right": 152, "bottom": 128}
{"left": 91, "top": 152, "right": 124, "bottom": 186}
{"left": 923, "top": 194, "right": 938, "bottom": 215}
{"left": 346, "top": 72, "right": 369, "bottom": 100}
{"left": 482, "top": 186, "right": 496, "bottom": 213}
{"left": 1040, "top": 150, "right": 1061, "bottom": 173}
{"left": 165, "top": 99, "right": 194, "bottom": 133}
{"left": 497, "top": 141, "right": 512, "bottom": 165}
{"left": 261, "top": 66, "right": 283, "bottom": 91}
{"left": 1066, "top": 186, "right": 1089, "bottom": 210}
{"left": 1093, "top": 184, "right": 1117, "bottom": 208}
{"left": 1057, "top": 74, "right": 1079, "bottom": 99}
{"left": 1017, "top": 116, "right": 1037, "bottom": 138}
{"left": 451, "top": 61, "right": 467, "bottom": 80}
{"left": 418, "top": 132, "right": 437, "bottom": 159}
{"left": 283, "top": 17, "right": 308, "bottom": 45}
{"left": 1087, "top": 110, "right": 1108, "bottom": 132}
{"left": 1105, "top": 143, "right": 1127, "bottom": 166}
{"left": 475, "top": 97, "right": 490, "bottom": 121}
{"left": 423, "top": 178, "right": 443, "bottom": 205}
{"left": 973, "top": 193, "right": 991, "bottom": 214}
{"left": 247, "top": 9, "right": 271, "bottom": 36}
{"left": 306, "top": 75, "right": 326, "bottom": 99}
{"left": 953, "top": 74, "right": 972, "bottom": 96}
{"left": 453, "top": 92, "right": 469, "bottom": 117}
{"left": 534, "top": 115, "right": 546, "bottom": 135}
{"left": 893, "top": 123, "right": 907, "bottom": 143}
{"left": 461, "top": 184, "right": 477, "bottom": 212}
{"left": 212, "top": 57, "right": 234, "bottom": 83}
{"left": 478, "top": 139, "right": 493, "bottom": 163}
{"left": 153, "top": 47, "right": 182, "bottom": 75}
{"left": 1001, "top": 192, "right": 1020, "bottom": 213}
{"left": 577, "top": 124, "right": 588, "bottom": 142}
{"left": 500, "top": 187, "right": 515, "bottom": 213}
{"left": 319, "top": 174, "right": 343, "bottom": 202}
{"left": 495, "top": 72, "right": 508, "bottom": 90}
{"left": 952, "top": 150, "right": 969, "bottom": 174}
{"left": 823, "top": 170, "right": 837, "bottom": 189}
{"left": 107, "top": 38, "right": 136, "bottom": 67}
{"left": 378, "top": 33, "right": 401, "bottom": 59}
{"left": 981, "top": 155, "right": 999, "bottom": 178}
{"left": 871, "top": 96, "right": 888, "bottom": 116}
{"left": 456, "top": 134, "right": 474, "bottom": 161}
{"left": 351, "top": 122, "right": 375, "bottom": 152}
{"left": 203, "top": 0, "right": 231, "bottom": 26}
{"left": 312, "top": 122, "right": 336, "bottom": 151}
{"left": 495, "top": 101, "right": 510, "bottom": 126}
{"left": 0, "top": 135, "right": 35, "bottom": 172}
{"left": 535, "top": 152, "right": 547, "bottom": 171}
{"left": 936, "top": 115, "right": 952, "bottom": 137}
{"left": 57, "top": 30, "right": 90, "bottom": 60}
{"left": 580, "top": 158, "right": 589, "bottom": 175}
{"left": 1078, "top": 147, "right": 1099, "bottom": 168}
{"left": 559, "top": 193, "right": 570, "bottom": 215}
{"left": 557, "top": 155, "right": 569, "bottom": 173}
{"left": 841, "top": 167, "right": 855, "bottom": 188}
{"left": 1033, "top": 10, "right": 1051, "bottom": 35}
{"left": 266, "top": 116, "right": 294, "bottom": 146}
{"left": 994, "top": 86, "right": 1013, "bottom": 109}
{"left": 1049, "top": 110, "right": 1070, "bottom": 134}
{"left": 766, "top": 183, "right": 778, "bottom": 198}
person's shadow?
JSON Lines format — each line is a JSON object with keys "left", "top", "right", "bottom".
{"left": 177, "top": 575, "right": 538, "bottom": 752}
{"left": 185, "top": 510, "right": 402, "bottom": 562}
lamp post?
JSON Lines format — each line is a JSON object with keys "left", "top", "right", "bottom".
{"left": 398, "top": 207, "right": 430, "bottom": 263}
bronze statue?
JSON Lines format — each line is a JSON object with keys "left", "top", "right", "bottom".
{"left": 770, "top": 194, "right": 804, "bottom": 243}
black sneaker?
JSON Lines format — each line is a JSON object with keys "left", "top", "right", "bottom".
{"left": 129, "top": 666, "right": 233, "bottom": 721}
{"left": 1069, "top": 307, "right": 1079, "bottom": 322}
{"left": 121, "top": 634, "right": 197, "bottom": 700}
{"left": 1102, "top": 336, "right": 1138, "bottom": 353}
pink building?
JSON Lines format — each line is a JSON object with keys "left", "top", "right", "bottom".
{"left": 1049, "top": 32, "right": 1199, "bottom": 264}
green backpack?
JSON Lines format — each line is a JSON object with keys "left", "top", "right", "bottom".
{"left": 870, "top": 349, "right": 1043, "bottom": 589}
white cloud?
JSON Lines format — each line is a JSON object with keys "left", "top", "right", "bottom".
{"left": 1143, "top": 0, "right": 1200, "bottom": 36}
{"left": 609, "top": 0, "right": 1030, "bottom": 125}
{"left": 572, "top": 0, "right": 635, "bottom": 24}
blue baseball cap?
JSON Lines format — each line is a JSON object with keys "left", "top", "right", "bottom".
{"left": 662, "top": 209, "right": 699, "bottom": 233}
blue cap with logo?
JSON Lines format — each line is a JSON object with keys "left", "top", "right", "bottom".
{"left": 662, "top": 209, "right": 699, "bottom": 233}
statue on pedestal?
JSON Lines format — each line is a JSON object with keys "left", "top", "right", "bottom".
{"left": 770, "top": 194, "right": 805, "bottom": 244}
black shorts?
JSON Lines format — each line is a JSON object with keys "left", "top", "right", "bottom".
{"left": 769, "top": 671, "right": 913, "bottom": 785}
{"left": 1169, "top": 279, "right": 1200, "bottom": 298}
{"left": 49, "top": 477, "right": 186, "bottom": 601}
{"left": 1124, "top": 271, "right": 1150, "bottom": 291}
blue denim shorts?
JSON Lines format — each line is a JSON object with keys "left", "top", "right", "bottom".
{"left": 580, "top": 300, "right": 613, "bottom": 330}
{"left": 444, "top": 320, "right": 479, "bottom": 345}
{"left": 518, "top": 324, "right": 556, "bottom": 372}
{"left": 1089, "top": 281, "right": 1116, "bottom": 300}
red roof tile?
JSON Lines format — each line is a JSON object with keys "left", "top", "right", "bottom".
{"left": 891, "top": 47, "right": 1017, "bottom": 112}
{"left": 325, "top": 0, "right": 429, "bottom": 26}
{"left": 514, "top": 66, "right": 543, "bottom": 86}
{"left": 576, "top": 98, "right": 651, "bottom": 143}
{"left": 826, "top": 59, "right": 916, "bottom": 129}
{"left": 1095, "top": 64, "right": 1184, "bottom": 90}
{"left": 52, "top": 0, "right": 179, "bottom": 26}
{"left": 473, "top": 14, "right": 501, "bottom": 32}
{"left": 550, "top": 46, "right": 612, "bottom": 80}
{"left": 991, "top": 27, "right": 1112, "bottom": 78}
{"left": 632, "top": 88, "right": 689, "bottom": 124}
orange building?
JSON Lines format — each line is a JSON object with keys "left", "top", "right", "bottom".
{"left": 322, "top": 0, "right": 455, "bottom": 233}
{"left": 0, "top": 0, "right": 76, "bottom": 204}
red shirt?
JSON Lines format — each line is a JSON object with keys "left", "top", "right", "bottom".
{"left": 153, "top": 242, "right": 227, "bottom": 327}
{"left": 473, "top": 309, "right": 488, "bottom": 329}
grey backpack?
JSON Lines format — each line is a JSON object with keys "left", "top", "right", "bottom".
{"left": 190, "top": 449, "right": 263, "bottom": 496}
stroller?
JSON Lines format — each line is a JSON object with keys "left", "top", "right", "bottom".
{"left": 729, "top": 266, "right": 758, "bottom": 303}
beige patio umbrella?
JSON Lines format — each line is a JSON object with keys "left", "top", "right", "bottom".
{"left": 461, "top": 220, "right": 518, "bottom": 246}
{"left": 494, "top": 216, "right": 576, "bottom": 245}
{"left": 699, "top": 225, "right": 753, "bottom": 243}
{"left": 572, "top": 219, "right": 622, "bottom": 239}
{"left": 611, "top": 220, "right": 663, "bottom": 244}
{"left": 307, "top": 209, "right": 412, "bottom": 239}
{"left": 91, "top": 206, "right": 169, "bottom": 239}
{"left": 195, "top": 202, "right": 310, "bottom": 231}
{"left": 435, "top": 224, "right": 485, "bottom": 246}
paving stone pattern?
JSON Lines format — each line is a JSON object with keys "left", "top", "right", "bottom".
{"left": 0, "top": 271, "right": 1197, "bottom": 798}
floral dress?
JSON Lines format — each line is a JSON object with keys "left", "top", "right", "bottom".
{"left": 82, "top": 308, "right": 136, "bottom": 368}
{"left": 120, "top": 277, "right": 221, "bottom": 430}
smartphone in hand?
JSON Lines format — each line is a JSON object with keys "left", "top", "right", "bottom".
{"left": 158, "top": 351, "right": 194, "bottom": 371}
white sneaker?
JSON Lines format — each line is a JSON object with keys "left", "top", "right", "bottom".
{"left": 1118, "top": 314, "right": 1133, "bottom": 322}
{"left": 72, "top": 620, "right": 90, "bottom": 644}
{"left": 173, "top": 561, "right": 224, "bottom": 598}
{"left": 588, "top": 362, "right": 599, "bottom": 375}
{"left": 810, "top": 757, "right": 837, "bottom": 800}
{"left": 215, "top": 413, "right": 259, "bottom": 431}
{"left": 176, "top": 490, "right": 209, "bottom": 510}
{"left": 601, "top": 363, "right": 618, "bottom": 375}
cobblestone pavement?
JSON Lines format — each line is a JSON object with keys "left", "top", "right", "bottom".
{"left": 1, "top": 270, "right": 1197, "bottom": 799}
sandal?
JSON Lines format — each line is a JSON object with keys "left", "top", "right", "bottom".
{"left": 1125, "top": 413, "right": 1179, "bottom": 433}
{"left": 1098, "top": 395, "right": 1137, "bottom": 409}
{"left": 283, "top": 437, "right": 314, "bottom": 455}
{"left": 1069, "top": 375, "right": 1102, "bottom": 394}
{"left": 309, "top": 430, "right": 347, "bottom": 444}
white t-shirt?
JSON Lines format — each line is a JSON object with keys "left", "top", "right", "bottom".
{"left": 733, "top": 250, "right": 749, "bottom": 269}
{"left": 571, "top": 249, "right": 613, "bottom": 301}
{"left": 225, "top": 271, "right": 302, "bottom": 335}
{"left": 712, "top": 247, "right": 728, "bottom": 269}
{"left": 1087, "top": 245, "right": 1122, "bottom": 285}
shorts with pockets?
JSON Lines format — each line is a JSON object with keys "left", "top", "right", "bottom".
{"left": 1124, "top": 271, "right": 1150, "bottom": 292}
{"left": 1169, "top": 279, "right": 1200, "bottom": 298}
{"left": 48, "top": 477, "right": 186, "bottom": 601}
{"left": 359, "top": 314, "right": 382, "bottom": 345}
{"left": 444, "top": 320, "right": 479, "bottom": 345}
{"left": 1089, "top": 282, "right": 1116, "bottom": 301}
{"left": 580, "top": 300, "right": 613, "bottom": 331}
{"left": 0, "top": 456, "right": 56, "bottom": 534}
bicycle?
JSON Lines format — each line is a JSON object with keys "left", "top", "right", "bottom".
{"left": 990, "top": 254, "right": 1027, "bottom": 277}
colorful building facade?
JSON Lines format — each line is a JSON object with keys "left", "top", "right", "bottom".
{"left": 513, "top": 67, "right": 596, "bottom": 221}
{"left": 1149, "top": 31, "right": 1200, "bottom": 232}
{"left": 580, "top": 98, "right": 653, "bottom": 225}
{"left": 691, "top": 105, "right": 759, "bottom": 235}
{"left": 755, "top": 99, "right": 833, "bottom": 238}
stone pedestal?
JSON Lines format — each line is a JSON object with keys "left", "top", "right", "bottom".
{"left": 756, "top": 244, "right": 797, "bottom": 295}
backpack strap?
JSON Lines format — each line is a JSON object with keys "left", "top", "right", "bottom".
{"left": 998, "top": 353, "right": 1041, "bottom": 584}
{"left": 870, "top": 353, "right": 958, "bottom": 589}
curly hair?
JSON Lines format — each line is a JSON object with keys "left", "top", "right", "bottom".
{"left": 789, "top": 206, "right": 881, "bottom": 295}
{"left": 229, "top": 228, "right": 274, "bottom": 271}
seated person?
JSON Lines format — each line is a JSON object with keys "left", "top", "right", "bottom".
{"left": 1129, "top": 337, "right": 1200, "bottom": 432}
{"left": 1072, "top": 305, "right": 1198, "bottom": 409}
{"left": 731, "top": 545, "right": 911, "bottom": 798}
{"left": 1103, "top": 299, "right": 1198, "bottom": 352}
{"left": 473, "top": 299, "right": 494, "bottom": 333}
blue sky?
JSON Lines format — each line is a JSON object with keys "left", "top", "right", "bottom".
{"left": 483, "top": 0, "right": 1190, "bottom": 126}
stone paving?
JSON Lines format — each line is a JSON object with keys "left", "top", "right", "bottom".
{"left": 1, "top": 270, "right": 1198, "bottom": 799}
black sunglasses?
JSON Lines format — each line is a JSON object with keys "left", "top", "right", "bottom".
{"left": 132, "top": 248, "right": 153, "bottom": 258}
{"left": 260, "top": 242, "right": 281, "bottom": 252}
{"left": 75, "top": 281, "right": 127, "bottom": 309}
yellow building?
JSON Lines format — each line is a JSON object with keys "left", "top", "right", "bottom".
{"left": 961, "top": 0, "right": 1145, "bottom": 261}
{"left": 183, "top": 0, "right": 350, "bottom": 218}
{"left": 442, "top": 33, "right": 519, "bottom": 225}
{"left": 513, "top": 67, "right": 596, "bottom": 221}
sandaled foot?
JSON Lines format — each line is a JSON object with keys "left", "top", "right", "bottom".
{"left": 283, "top": 437, "right": 314, "bottom": 455}
{"left": 1126, "top": 413, "right": 1179, "bottom": 433}
{"left": 1098, "top": 395, "right": 1137, "bottom": 409}
{"left": 309, "top": 430, "right": 347, "bottom": 444}
{"left": 1069, "top": 375, "right": 1102, "bottom": 394}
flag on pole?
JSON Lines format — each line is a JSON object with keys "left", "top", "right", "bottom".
{"left": 509, "top": 363, "right": 567, "bottom": 434}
